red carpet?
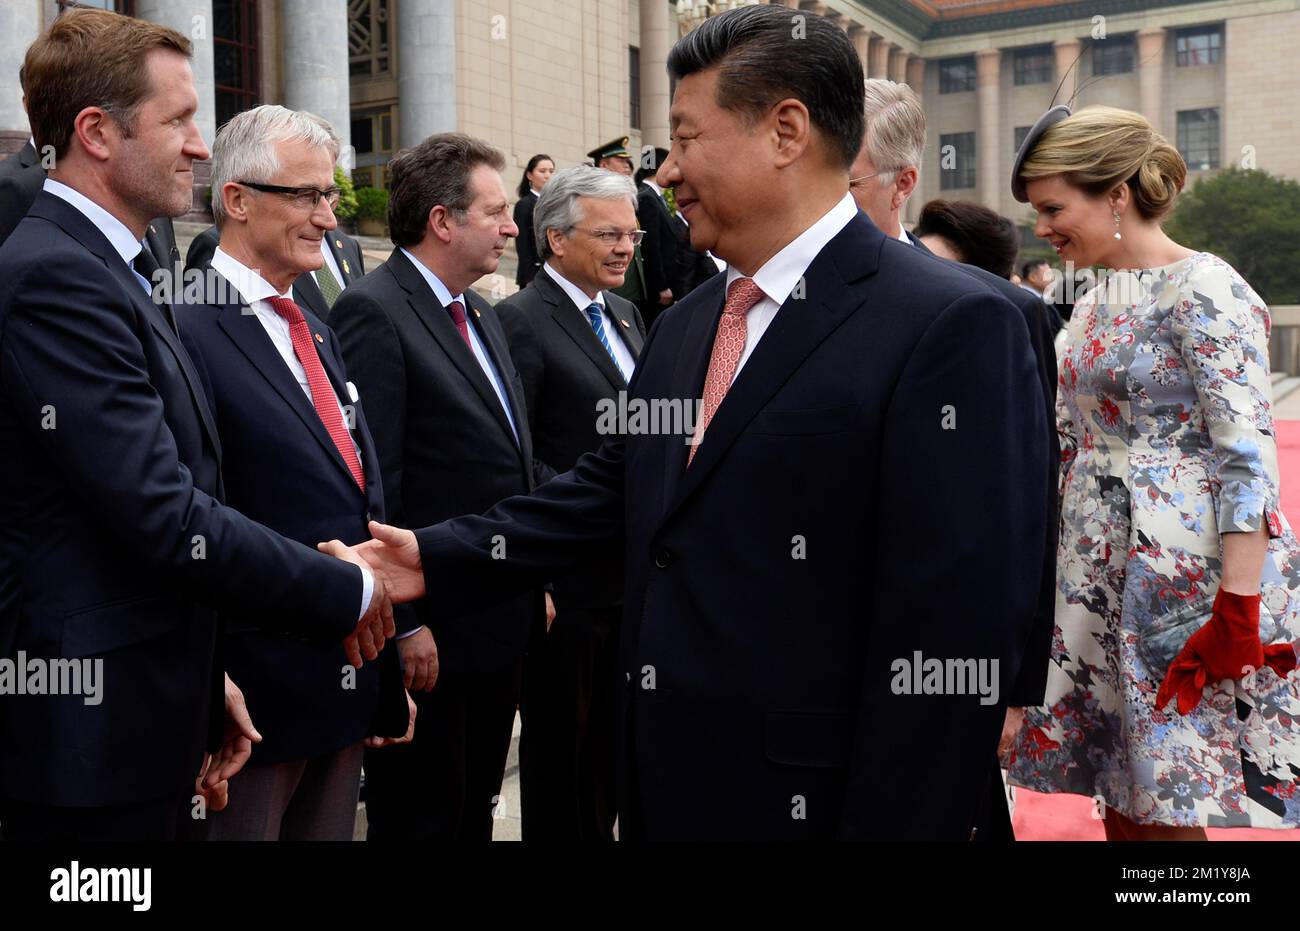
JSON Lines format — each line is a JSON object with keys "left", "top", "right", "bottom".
{"left": 1011, "top": 420, "right": 1300, "bottom": 840}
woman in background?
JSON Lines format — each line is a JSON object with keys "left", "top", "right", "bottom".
{"left": 913, "top": 198, "right": 1019, "bottom": 279}
{"left": 513, "top": 154, "right": 554, "bottom": 287}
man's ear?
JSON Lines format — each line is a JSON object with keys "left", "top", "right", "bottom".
{"left": 770, "top": 98, "right": 811, "bottom": 169}
{"left": 546, "top": 227, "right": 567, "bottom": 259}
{"left": 895, "top": 166, "right": 919, "bottom": 205}
{"left": 71, "top": 107, "right": 115, "bottom": 163}
{"left": 427, "top": 205, "right": 456, "bottom": 245}
{"left": 220, "top": 182, "right": 249, "bottom": 224}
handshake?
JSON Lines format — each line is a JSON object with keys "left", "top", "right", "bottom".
{"left": 318, "top": 521, "right": 430, "bottom": 669}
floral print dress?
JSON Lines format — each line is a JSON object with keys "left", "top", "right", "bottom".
{"left": 1007, "top": 252, "right": 1300, "bottom": 827}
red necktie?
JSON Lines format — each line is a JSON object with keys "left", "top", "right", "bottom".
{"left": 689, "top": 277, "right": 765, "bottom": 466}
{"left": 268, "top": 296, "right": 366, "bottom": 491}
{"left": 447, "top": 300, "right": 473, "bottom": 350}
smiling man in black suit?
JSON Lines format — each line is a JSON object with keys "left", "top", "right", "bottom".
{"left": 493, "top": 165, "right": 645, "bottom": 841}
{"left": 176, "top": 105, "right": 412, "bottom": 840}
{"left": 352, "top": 5, "right": 1049, "bottom": 840}
{"left": 0, "top": 8, "right": 391, "bottom": 842}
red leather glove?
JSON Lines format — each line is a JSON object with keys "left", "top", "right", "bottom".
{"left": 1155, "top": 589, "right": 1294, "bottom": 715}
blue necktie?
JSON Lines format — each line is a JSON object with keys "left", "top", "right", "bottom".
{"left": 584, "top": 302, "right": 620, "bottom": 371}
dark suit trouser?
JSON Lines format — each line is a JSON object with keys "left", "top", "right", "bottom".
{"left": 519, "top": 608, "right": 618, "bottom": 841}
{"left": 196, "top": 742, "right": 364, "bottom": 841}
{"left": 973, "top": 757, "right": 1015, "bottom": 841}
{"left": 363, "top": 659, "right": 521, "bottom": 842}
{"left": 0, "top": 792, "right": 184, "bottom": 841}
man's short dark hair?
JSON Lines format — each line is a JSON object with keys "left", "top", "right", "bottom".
{"left": 387, "top": 132, "right": 506, "bottom": 248}
{"left": 666, "top": 5, "right": 864, "bottom": 170}
{"left": 1022, "top": 259, "right": 1048, "bottom": 279}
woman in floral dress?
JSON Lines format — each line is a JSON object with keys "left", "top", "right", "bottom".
{"left": 1005, "top": 105, "right": 1300, "bottom": 840}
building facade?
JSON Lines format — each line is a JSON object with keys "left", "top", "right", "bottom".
{"left": 2, "top": 0, "right": 1297, "bottom": 232}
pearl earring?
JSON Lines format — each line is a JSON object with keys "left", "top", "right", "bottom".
{"left": 1113, "top": 210, "right": 1122, "bottom": 241}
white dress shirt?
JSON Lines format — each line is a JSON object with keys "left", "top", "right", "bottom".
{"left": 398, "top": 248, "right": 520, "bottom": 445}
{"left": 210, "top": 247, "right": 373, "bottom": 620}
{"left": 723, "top": 192, "right": 858, "bottom": 381}
{"left": 897, "top": 226, "right": 912, "bottom": 244}
{"left": 543, "top": 263, "right": 636, "bottom": 383}
{"left": 43, "top": 178, "right": 154, "bottom": 295}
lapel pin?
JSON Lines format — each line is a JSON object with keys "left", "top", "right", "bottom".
{"left": 335, "top": 239, "right": 343, "bottom": 248}
{"left": 472, "top": 307, "right": 481, "bottom": 318}
{"left": 342, "top": 259, "right": 351, "bottom": 275}
{"left": 315, "top": 333, "right": 324, "bottom": 344}
{"left": 619, "top": 318, "right": 630, "bottom": 328}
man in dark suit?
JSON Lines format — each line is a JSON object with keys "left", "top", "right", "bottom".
{"left": 1, "top": 138, "right": 181, "bottom": 262}
{"left": 353, "top": 6, "right": 1049, "bottom": 840}
{"left": 185, "top": 202, "right": 365, "bottom": 321}
{"left": 494, "top": 165, "right": 645, "bottom": 841}
{"left": 331, "top": 132, "right": 548, "bottom": 841}
{"left": 177, "top": 105, "right": 411, "bottom": 840}
{"left": 632, "top": 152, "right": 680, "bottom": 330}
{"left": 0, "top": 8, "right": 390, "bottom": 842}
{"left": 849, "top": 77, "right": 1061, "bottom": 841}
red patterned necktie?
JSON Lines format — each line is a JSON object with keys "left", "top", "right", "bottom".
{"left": 446, "top": 300, "right": 473, "bottom": 350}
{"left": 268, "top": 296, "right": 366, "bottom": 491}
{"left": 689, "top": 277, "right": 765, "bottom": 466}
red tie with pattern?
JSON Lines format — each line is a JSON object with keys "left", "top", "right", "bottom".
{"left": 446, "top": 300, "right": 473, "bottom": 350}
{"left": 268, "top": 296, "right": 366, "bottom": 491}
{"left": 689, "top": 277, "right": 765, "bottom": 466}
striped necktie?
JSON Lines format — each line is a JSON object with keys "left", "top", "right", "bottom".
{"left": 584, "top": 302, "right": 620, "bottom": 370}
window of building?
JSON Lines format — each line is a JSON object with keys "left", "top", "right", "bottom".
{"left": 1177, "top": 108, "right": 1220, "bottom": 171}
{"left": 939, "top": 56, "right": 977, "bottom": 94}
{"left": 630, "top": 46, "right": 641, "bottom": 131}
{"left": 1014, "top": 126, "right": 1032, "bottom": 153}
{"left": 939, "top": 132, "right": 976, "bottom": 190}
{"left": 1176, "top": 25, "right": 1222, "bottom": 67}
{"left": 1092, "top": 35, "right": 1135, "bottom": 75}
{"left": 349, "top": 0, "right": 392, "bottom": 77}
{"left": 350, "top": 106, "right": 397, "bottom": 188}
{"left": 1013, "top": 46, "right": 1053, "bottom": 85}
{"left": 213, "top": 0, "right": 259, "bottom": 132}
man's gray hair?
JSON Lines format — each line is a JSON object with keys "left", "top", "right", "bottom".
{"left": 533, "top": 165, "right": 639, "bottom": 261}
{"left": 210, "top": 105, "right": 341, "bottom": 227}
{"left": 861, "top": 79, "right": 925, "bottom": 185}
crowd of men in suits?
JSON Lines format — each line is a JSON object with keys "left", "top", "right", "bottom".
{"left": 0, "top": 4, "right": 1060, "bottom": 841}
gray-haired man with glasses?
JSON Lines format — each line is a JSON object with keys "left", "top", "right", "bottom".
{"left": 184, "top": 112, "right": 365, "bottom": 320}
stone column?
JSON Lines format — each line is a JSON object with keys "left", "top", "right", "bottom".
{"left": 888, "top": 47, "right": 908, "bottom": 84}
{"left": 975, "top": 48, "right": 1001, "bottom": 208}
{"left": 640, "top": 0, "right": 672, "bottom": 149}
{"left": 281, "top": 0, "right": 352, "bottom": 163}
{"left": 1053, "top": 38, "right": 1081, "bottom": 106}
{"left": 906, "top": 55, "right": 925, "bottom": 97}
{"left": 0, "top": 0, "right": 42, "bottom": 152}
{"left": 1137, "top": 28, "right": 1166, "bottom": 134}
{"left": 868, "top": 38, "right": 891, "bottom": 81}
{"left": 848, "top": 24, "right": 869, "bottom": 71}
{"left": 398, "top": 0, "right": 457, "bottom": 147}
{"left": 136, "top": 0, "right": 217, "bottom": 148}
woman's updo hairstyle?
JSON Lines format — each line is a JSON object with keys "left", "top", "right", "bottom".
{"left": 1018, "top": 105, "right": 1187, "bottom": 221}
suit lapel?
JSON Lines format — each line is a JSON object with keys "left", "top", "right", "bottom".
{"left": 19, "top": 140, "right": 39, "bottom": 169}
{"left": 604, "top": 297, "right": 644, "bottom": 359}
{"left": 466, "top": 290, "right": 532, "bottom": 474}
{"left": 314, "top": 326, "right": 381, "bottom": 499}
{"left": 213, "top": 286, "right": 360, "bottom": 490}
{"left": 661, "top": 274, "right": 725, "bottom": 508}
{"left": 536, "top": 271, "right": 628, "bottom": 392}
{"left": 327, "top": 234, "right": 356, "bottom": 285}
{"left": 293, "top": 270, "right": 330, "bottom": 319}
{"left": 389, "top": 250, "right": 522, "bottom": 453}
{"left": 662, "top": 214, "right": 884, "bottom": 523}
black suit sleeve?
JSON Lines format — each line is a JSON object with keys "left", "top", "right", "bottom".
{"left": 0, "top": 261, "right": 363, "bottom": 640}
{"left": 331, "top": 287, "right": 421, "bottom": 636}
{"left": 0, "top": 175, "right": 32, "bottom": 247}
{"left": 837, "top": 292, "right": 1048, "bottom": 841}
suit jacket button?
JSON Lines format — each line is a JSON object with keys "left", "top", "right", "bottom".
{"left": 654, "top": 548, "right": 673, "bottom": 569}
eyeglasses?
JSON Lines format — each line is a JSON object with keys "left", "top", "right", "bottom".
{"left": 849, "top": 172, "right": 884, "bottom": 187}
{"left": 571, "top": 227, "right": 645, "bottom": 246}
{"left": 237, "top": 181, "right": 342, "bottom": 211}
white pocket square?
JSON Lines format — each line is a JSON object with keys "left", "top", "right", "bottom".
{"left": 347, "top": 381, "right": 360, "bottom": 403}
